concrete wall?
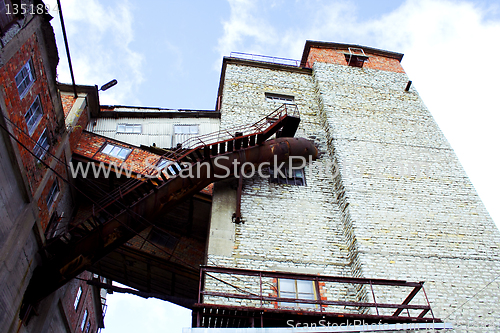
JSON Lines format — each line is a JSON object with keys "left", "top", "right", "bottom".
{"left": 206, "top": 52, "right": 500, "bottom": 331}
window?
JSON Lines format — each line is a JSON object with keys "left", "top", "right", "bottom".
{"left": 117, "top": 124, "right": 141, "bottom": 134}
{"left": 80, "top": 309, "right": 88, "bottom": 332}
{"left": 174, "top": 124, "right": 198, "bottom": 134}
{"left": 265, "top": 92, "right": 294, "bottom": 103}
{"left": 269, "top": 164, "right": 305, "bottom": 186}
{"left": 74, "top": 286, "right": 82, "bottom": 310}
{"left": 33, "top": 129, "right": 49, "bottom": 159}
{"left": 15, "top": 58, "right": 36, "bottom": 98}
{"left": 46, "top": 180, "right": 59, "bottom": 209}
{"left": 156, "top": 158, "right": 169, "bottom": 170}
{"left": 156, "top": 158, "right": 180, "bottom": 175}
{"left": 85, "top": 320, "right": 91, "bottom": 333}
{"left": 101, "top": 143, "right": 132, "bottom": 160}
{"left": 24, "top": 95, "right": 43, "bottom": 135}
{"left": 278, "top": 279, "right": 316, "bottom": 308}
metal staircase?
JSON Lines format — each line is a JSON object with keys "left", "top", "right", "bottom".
{"left": 22, "top": 104, "right": 316, "bottom": 311}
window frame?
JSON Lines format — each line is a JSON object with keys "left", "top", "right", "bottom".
{"left": 74, "top": 286, "right": 82, "bottom": 310}
{"left": 174, "top": 124, "right": 199, "bottom": 135}
{"left": 46, "top": 179, "right": 60, "bottom": 209}
{"left": 80, "top": 309, "right": 88, "bottom": 332}
{"left": 33, "top": 129, "right": 50, "bottom": 160}
{"left": 116, "top": 123, "right": 142, "bottom": 134}
{"left": 278, "top": 278, "right": 317, "bottom": 308}
{"left": 24, "top": 95, "right": 43, "bottom": 135}
{"left": 265, "top": 92, "right": 295, "bottom": 104}
{"left": 269, "top": 164, "right": 306, "bottom": 186}
{"left": 100, "top": 142, "right": 132, "bottom": 160}
{"left": 15, "top": 58, "right": 36, "bottom": 98}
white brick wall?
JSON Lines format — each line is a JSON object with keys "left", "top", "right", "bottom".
{"left": 206, "top": 60, "right": 500, "bottom": 331}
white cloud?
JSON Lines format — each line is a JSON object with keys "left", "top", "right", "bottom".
{"left": 217, "top": 0, "right": 500, "bottom": 226}
{"left": 215, "top": 0, "right": 280, "bottom": 67}
{"left": 46, "top": 0, "right": 144, "bottom": 105}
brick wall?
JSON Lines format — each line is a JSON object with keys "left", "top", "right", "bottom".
{"left": 73, "top": 131, "right": 164, "bottom": 176}
{"left": 61, "top": 271, "right": 100, "bottom": 333}
{"left": 306, "top": 46, "right": 405, "bottom": 73}
{"left": 312, "top": 60, "right": 500, "bottom": 330}
{"left": 207, "top": 62, "right": 358, "bottom": 310}
{"left": 207, "top": 52, "right": 500, "bottom": 331}
{"left": 0, "top": 33, "right": 62, "bottom": 197}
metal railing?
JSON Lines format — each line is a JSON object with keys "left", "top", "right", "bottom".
{"left": 197, "top": 266, "right": 438, "bottom": 321}
{"left": 175, "top": 103, "right": 298, "bottom": 151}
{"left": 230, "top": 52, "right": 310, "bottom": 68}
{"left": 55, "top": 104, "right": 300, "bottom": 244}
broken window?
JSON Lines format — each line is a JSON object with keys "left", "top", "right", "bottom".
{"left": 269, "top": 164, "right": 305, "bottom": 186}
{"left": 278, "top": 279, "right": 316, "bottom": 308}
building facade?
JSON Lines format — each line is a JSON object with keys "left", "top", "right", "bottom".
{"left": 0, "top": 2, "right": 106, "bottom": 332}
{"left": 197, "top": 42, "right": 500, "bottom": 331}
{"left": 2, "top": 1, "right": 498, "bottom": 331}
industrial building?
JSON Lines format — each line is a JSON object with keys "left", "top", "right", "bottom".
{"left": 0, "top": 3, "right": 106, "bottom": 332}
{"left": 1, "top": 1, "right": 499, "bottom": 332}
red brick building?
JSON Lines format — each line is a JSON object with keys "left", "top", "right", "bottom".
{"left": 0, "top": 2, "right": 106, "bottom": 332}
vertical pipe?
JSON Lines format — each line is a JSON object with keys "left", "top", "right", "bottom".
{"left": 56, "top": 0, "right": 78, "bottom": 98}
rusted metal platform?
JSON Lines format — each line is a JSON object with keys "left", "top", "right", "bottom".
{"left": 193, "top": 266, "right": 441, "bottom": 328}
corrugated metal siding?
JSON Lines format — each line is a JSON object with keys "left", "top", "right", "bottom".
{"left": 86, "top": 117, "right": 220, "bottom": 148}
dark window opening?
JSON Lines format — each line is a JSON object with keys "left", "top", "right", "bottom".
{"left": 269, "top": 164, "right": 305, "bottom": 186}
{"left": 344, "top": 47, "right": 369, "bottom": 68}
{"left": 265, "top": 92, "right": 294, "bottom": 103}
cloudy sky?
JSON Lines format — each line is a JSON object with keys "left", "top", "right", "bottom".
{"left": 43, "top": 0, "right": 499, "bottom": 331}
